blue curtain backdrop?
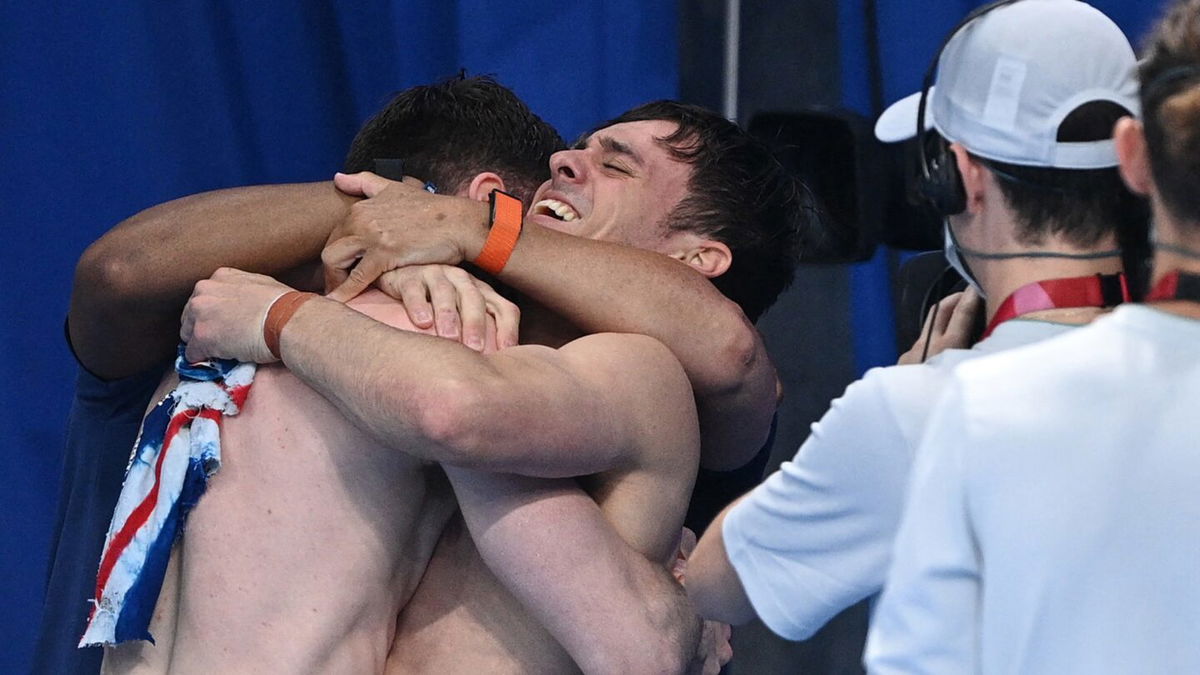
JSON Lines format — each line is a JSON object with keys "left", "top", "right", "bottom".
{"left": 1, "top": 0, "right": 1165, "bottom": 671}
{"left": 1, "top": 2, "right": 675, "bottom": 671}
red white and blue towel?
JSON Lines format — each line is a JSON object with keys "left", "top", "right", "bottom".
{"left": 79, "top": 348, "right": 256, "bottom": 647}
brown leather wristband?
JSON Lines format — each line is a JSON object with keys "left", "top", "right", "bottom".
{"left": 263, "top": 291, "right": 318, "bottom": 360}
{"left": 472, "top": 189, "right": 524, "bottom": 275}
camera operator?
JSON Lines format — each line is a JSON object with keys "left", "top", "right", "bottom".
{"left": 867, "top": 0, "right": 1200, "bottom": 671}
{"left": 688, "top": 0, "right": 1144, "bottom": 643}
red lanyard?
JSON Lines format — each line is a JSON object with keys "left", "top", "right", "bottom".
{"left": 1146, "top": 270, "right": 1200, "bottom": 302}
{"left": 983, "top": 273, "right": 1129, "bottom": 339}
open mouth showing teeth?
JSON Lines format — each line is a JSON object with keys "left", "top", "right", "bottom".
{"left": 533, "top": 198, "right": 579, "bottom": 222}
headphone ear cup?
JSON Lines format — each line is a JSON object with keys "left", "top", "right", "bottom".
{"left": 916, "top": 140, "right": 967, "bottom": 215}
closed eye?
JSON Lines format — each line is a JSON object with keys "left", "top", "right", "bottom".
{"left": 604, "top": 162, "right": 632, "bottom": 175}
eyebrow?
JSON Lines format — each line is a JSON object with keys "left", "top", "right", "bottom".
{"left": 597, "top": 136, "right": 644, "bottom": 166}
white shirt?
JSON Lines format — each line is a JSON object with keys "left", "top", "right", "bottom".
{"left": 866, "top": 305, "right": 1200, "bottom": 674}
{"left": 722, "top": 319, "right": 1072, "bottom": 640}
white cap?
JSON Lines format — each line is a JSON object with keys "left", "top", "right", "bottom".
{"left": 874, "top": 0, "right": 1139, "bottom": 169}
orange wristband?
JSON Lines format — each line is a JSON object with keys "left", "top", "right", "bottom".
{"left": 263, "top": 291, "right": 318, "bottom": 360}
{"left": 472, "top": 190, "right": 523, "bottom": 275}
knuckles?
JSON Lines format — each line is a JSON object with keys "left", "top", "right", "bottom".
{"left": 442, "top": 266, "right": 469, "bottom": 283}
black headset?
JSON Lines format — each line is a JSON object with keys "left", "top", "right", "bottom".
{"left": 912, "top": 0, "right": 1029, "bottom": 216}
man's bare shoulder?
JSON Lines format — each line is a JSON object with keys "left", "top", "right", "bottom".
{"left": 559, "top": 332, "right": 685, "bottom": 372}
{"left": 556, "top": 332, "right": 699, "bottom": 462}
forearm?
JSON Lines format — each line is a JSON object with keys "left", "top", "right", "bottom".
{"left": 688, "top": 498, "right": 757, "bottom": 625}
{"left": 323, "top": 179, "right": 778, "bottom": 468}
{"left": 277, "top": 298, "right": 626, "bottom": 476}
{"left": 78, "top": 181, "right": 348, "bottom": 307}
{"left": 445, "top": 467, "right": 699, "bottom": 674}
{"left": 499, "top": 224, "right": 778, "bottom": 469}
{"left": 71, "top": 182, "right": 352, "bottom": 378}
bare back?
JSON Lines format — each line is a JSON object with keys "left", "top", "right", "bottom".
{"left": 103, "top": 290, "right": 460, "bottom": 674}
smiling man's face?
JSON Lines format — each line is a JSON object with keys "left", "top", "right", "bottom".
{"left": 526, "top": 120, "right": 694, "bottom": 253}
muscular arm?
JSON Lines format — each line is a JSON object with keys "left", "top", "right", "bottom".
{"left": 259, "top": 294, "right": 696, "bottom": 478}
{"left": 70, "top": 181, "right": 351, "bottom": 379}
{"left": 445, "top": 469, "right": 700, "bottom": 674}
{"left": 326, "top": 175, "right": 778, "bottom": 470}
{"left": 481, "top": 222, "right": 777, "bottom": 471}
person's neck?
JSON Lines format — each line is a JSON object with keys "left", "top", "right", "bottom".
{"left": 974, "top": 229, "right": 1124, "bottom": 326}
{"left": 1147, "top": 217, "right": 1200, "bottom": 320}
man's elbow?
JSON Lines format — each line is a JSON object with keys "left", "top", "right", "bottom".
{"left": 705, "top": 307, "right": 762, "bottom": 392}
{"left": 74, "top": 238, "right": 150, "bottom": 308}
{"left": 411, "top": 377, "right": 502, "bottom": 468}
{"left": 584, "top": 618, "right": 696, "bottom": 675}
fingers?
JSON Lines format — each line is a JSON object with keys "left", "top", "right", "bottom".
{"left": 475, "top": 280, "right": 520, "bottom": 349}
{"left": 331, "top": 254, "right": 390, "bottom": 303}
{"left": 425, "top": 269, "right": 463, "bottom": 341}
{"left": 322, "top": 236, "right": 367, "bottom": 300}
{"left": 944, "top": 286, "right": 983, "bottom": 347}
{"left": 916, "top": 299, "right": 940, "bottom": 345}
{"left": 900, "top": 290, "right": 966, "bottom": 365}
{"left": 678, "top": 527, "right": 698, "bottom": 558}
{"left": 931, "top": 291, "right": 963, "bottom": 336}
{"left": 378, "top": 269, "right": 435, "bottom": 328}
{"left": 180, "top": 300, "right": 196, "bottom": 346}
{"left": 183, "top": 341, "right": 206, "bottom": 364}
{"left": 899, "top": 301, "right": 940, "bottom": 365}
{"left": 445, "top": 268, "right": 487, "bottom": 351}
{"left": 333, "top": 171, "right": 394, "bottom": 199}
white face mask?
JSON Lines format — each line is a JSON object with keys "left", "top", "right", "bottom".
{"left": 943, "top": 220, "right": 986, "bottom": 298}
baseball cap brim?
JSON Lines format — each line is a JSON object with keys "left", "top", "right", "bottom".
{"left": 874, "top": 89, "right": 935, "bottom": 143}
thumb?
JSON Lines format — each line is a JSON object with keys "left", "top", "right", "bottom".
{"left": 183, "top": 340, "right": 207, "bottom": 364}
{"left": 946, "top": 286, "right": 983, "bottom": 341}
{"left": 679, "top": 527, "right": 698, "bottom": 558}
{"left": 327, "top": 254, "right": 386, "bottom": 303}
{"left": 334, "top": 171, "right": 393, "bottom": 199}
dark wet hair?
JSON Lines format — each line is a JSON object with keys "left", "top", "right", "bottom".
{"left": 344, "top": 75, "right": 565, "bottom": 204}
{"left": 590, "top": 101, "right": 822, "bottom": 321}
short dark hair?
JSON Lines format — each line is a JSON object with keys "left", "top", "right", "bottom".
{"left": 1139, "top": 0, "right": 1200, "bottom": 228}
{"left": 974, "top": 101, "right": 1147, "bottom": 250}
{"left": 344, "top": 75, "right": 565, "bottom": 204}
{"left": 590, "top": 101, "right": 821, "bottom": 322}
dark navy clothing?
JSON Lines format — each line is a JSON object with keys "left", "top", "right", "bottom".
{"left": 684, "top": 414, "right": 776, "bottom": 534}
{"left": 33, "top": 364, "right": 164, "bottom": 674}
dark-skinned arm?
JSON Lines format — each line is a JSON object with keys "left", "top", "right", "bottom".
{"left": 69, "top": 181, "right": 352, "bottom": 380}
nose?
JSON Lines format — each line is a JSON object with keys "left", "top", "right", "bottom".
{"left": 550, "top": 148, "right": 587, "bottom": 183}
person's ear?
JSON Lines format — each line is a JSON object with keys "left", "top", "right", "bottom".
{"left": 465, "top": 172, "right": 506, "bottom": 201}
{"left": 950, "top": 143, "right": 988, "bottom": 214}
{"left": 665, "top": 233, "right": 732, "bottom": 279}
{"left": 1115, "top": 117, "right": 1153, "bottom": 197}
